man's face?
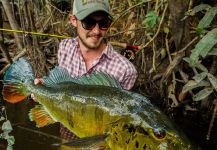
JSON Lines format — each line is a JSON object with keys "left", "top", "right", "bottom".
{"left": 76, "top": 11, "right": 111, "bottom": 49}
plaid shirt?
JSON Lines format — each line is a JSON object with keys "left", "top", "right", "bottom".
{"left": 58, "top": 37, "right": 138, "bottom": 140}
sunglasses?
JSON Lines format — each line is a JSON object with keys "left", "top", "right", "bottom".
{"left": 81, "top": 17, "right": 112, "bottom": 31}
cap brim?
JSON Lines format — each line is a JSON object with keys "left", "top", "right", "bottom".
{"left": 75, "top": 7, "right": 111, "bottom": 20}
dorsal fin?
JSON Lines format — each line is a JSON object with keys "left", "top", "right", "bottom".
{"left": 78, "top": 72, "right": 122, "bottom": 88}
{"left": 43, "top": 67, "right": 122, "bottom": 89}
{"left": 43, "top": 67, "right": 79, "bottom": 87}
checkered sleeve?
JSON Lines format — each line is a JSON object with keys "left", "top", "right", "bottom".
{"left": 121, "top": 66, "right": 138, "bottom": 90}
{"left": 58, "top": 39, "right": 68, "bottom": 66}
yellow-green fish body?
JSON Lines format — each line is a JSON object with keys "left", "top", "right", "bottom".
{"left": 2, "top": 58, "right": 198, "bottom": 149}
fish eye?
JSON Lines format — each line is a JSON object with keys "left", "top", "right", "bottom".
{"left": 152, "top": 128, "right": 166, "bottom": 139}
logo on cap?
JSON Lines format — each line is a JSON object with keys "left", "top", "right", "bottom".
{"left": 82, "top": 0, "right": 105, "bottom": 6}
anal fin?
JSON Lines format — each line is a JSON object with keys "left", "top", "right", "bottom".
{"left": 29, "top": 105, "right": 56, "bottom": 127}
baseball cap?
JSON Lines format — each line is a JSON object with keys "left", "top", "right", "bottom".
{"left": 73, "top": 0, "right": 112, "bottom": 20}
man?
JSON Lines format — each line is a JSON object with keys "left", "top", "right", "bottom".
{"left": 35, "top": 0, "right": 138, "bottom": 140}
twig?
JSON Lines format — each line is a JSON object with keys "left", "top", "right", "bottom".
{"left": 0, "top": 49, "right": 26, "bottom": 75}
{"left": 171, "top": 36, "right": 199, "bottom": 55}
{"left": 110, "top": 41, "right": 127, "bottom": 48}
{"left": 1, "top": 0, "right": 23, "bottom": 51}
{"left": 0, "top": 43, "right": 12, "bottom": 64}
{"left": 161, "top": 36, "right": 199, "bottom": 83}
{"left": 152, "top": 41, "right": 156, "bottom": 72}
{"left": 107, "top": 27, "right": 147, "bottom": 38}
{"left": 17, "top": 125, "right": 66, "bottom": 142}
{"left": 110, "top": 0, "right": 152, "bottom": 28}
{"left": 47, "top": 0, "right": 68, "bottom": 15}
{"left": 206, "top": 100, "right": 217, "bottom": 141}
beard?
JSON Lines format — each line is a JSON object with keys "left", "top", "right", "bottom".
{"left": 78, "top": 32, "right": 104, "bottom": 49}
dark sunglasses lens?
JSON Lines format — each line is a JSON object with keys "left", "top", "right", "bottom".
{"left": 81, "top": 17, "right": 112, "bottom": 30}
{"left": 98, "top": 18, "right": 112, "bottom": 30}
{"left": 82, "top": 18, "right": 96, "bottom": 30}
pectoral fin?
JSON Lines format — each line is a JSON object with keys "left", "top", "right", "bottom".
{"left": 29, "top": 105, "right": 56, "bottom": 127}
{"left": 52, "top": 134, "right": 108, "bottom": 149}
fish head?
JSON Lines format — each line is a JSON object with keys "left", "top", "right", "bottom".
{"left": 107, "top": 120, "right": 199, "bottom": 150}
{"left": 143, "top": 127, "right": 195, "bottom": 150}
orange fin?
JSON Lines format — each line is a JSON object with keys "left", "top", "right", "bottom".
{"left": 29, "top": 105, "right": 56, "bottom": 127}
{"left": 3, "top": 83, "right": 27, "bottom": 103}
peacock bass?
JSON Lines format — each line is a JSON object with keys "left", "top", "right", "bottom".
{"left": 2, "top": 57, "right": 197, "bottom": 149}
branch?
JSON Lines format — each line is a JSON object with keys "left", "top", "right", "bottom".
{"left": 0, "top": 49, "right": 26, "bottom": 75}
{"left": 1, "top": 0, "right": 23, "bottom": 51}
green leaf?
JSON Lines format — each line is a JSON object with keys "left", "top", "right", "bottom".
{"left": 182, "top": 4, "right": 211, "bottom": 21}
{"left": 189, "top": 4, "right": 211, "bottom": 16}
{"left": 183, "top": 58, "right": 208, "bottom": 72}
{"left": 163, "top": 26, "right": 169, "bottom": 34}
{"left": 208, "top": 48, "right": 217, "bottom": 56}
{"left": 7, "top": 145, "right": 13, "bottom": 150}
{"left": 190, "top": 28, "right": 217, "bottom": 65}
{"left": 196, "top": 7, "right": 217, "bottom": 35}
{"left": 7, "top": 136, "right": 15, "bottom": 146}
{"left": 193, "top": 87, "right": 213, "bottom": 101}
{"left": 142, "top": 11, "right": 158, "bottom": 29}
{"left": 2, "top": 120, "right": 13, "bottom": 133}
{"left": 182, "top": 80, "right": 210, "bottom": 93}
{"left": 193, "top": 72, "right": 207, "bottom": 82}
{"left": 0, "top": 117, "right": 5, "bottom": 121}
{"left": 207, "top": 73, "right": 217, "bottom": 92}
{"left": 160, "top": 48, "right": 167, "bottom": 59}
{"left": 195, "top": 63, "right": 208, "bottom": 72}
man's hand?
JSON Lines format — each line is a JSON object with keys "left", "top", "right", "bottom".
{"left": 31, "top": 78, "right": 44, "bottom": 102}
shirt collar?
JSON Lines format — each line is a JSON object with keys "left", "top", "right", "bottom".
{"left": 101, "top": 42, "right": 113, "bottom": 60}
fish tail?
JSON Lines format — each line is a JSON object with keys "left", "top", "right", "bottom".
{"left": 2, "top": 57, "right": 35, "bottom": 103}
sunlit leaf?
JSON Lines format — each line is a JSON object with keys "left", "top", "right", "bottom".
{"left": 190, "top": 28, "right": 217, "bottom": 65}
{"left": 207, "top": 73, "right": 217, "bottom": 92}
{"left": 160, "top": 48, "right": 167, "bottom": 59}
{"left": 163, "top": 26, "right": 169, "bottom": 34}
{"left": 197, "top": 7, "right": 217, "bottom": 35}
{"left": 193, "top": 88, "right": 213, "bottom": 101}
{"left": 7, "top": 136, "right": 15, "bottom": 146}
{"left": 182, "top": 80, "right": 210, "bottom": 93}
{"left": 193, "top": 72, "right": 207, "bottom": 83}
{"left": 0, "top": 117, "right": 5, "bottom": 121}
{"left": 2, "top": 120, "right": 13, "bottom": 133}
{"left": 7, "top": 145, "right": 13, "bottom": 150}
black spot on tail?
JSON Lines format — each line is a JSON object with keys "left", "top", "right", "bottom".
{"left": 143, "top": 144, "right": 147, "bottom": 149}
{"left": 135, "top": 141, "right": 139, "bottom": 148}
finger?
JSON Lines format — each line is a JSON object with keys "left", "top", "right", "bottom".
{"left": 31, "top": 94, "right": 38, "bottom": 102}
{"left": 34, "top": 78, "right": 44, "bottom": 85}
